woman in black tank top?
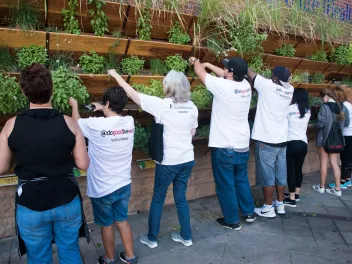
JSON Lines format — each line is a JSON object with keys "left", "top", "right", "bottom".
{"left": 0, "top": 64, "right": 89, "bottom": 263}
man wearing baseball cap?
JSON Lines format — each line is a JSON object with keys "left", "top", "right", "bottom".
{"left": 189, "top": 56, "right": 256, "bottom": 230}
{"left": 247, "top": 65, "right": 294, "bottom": 218}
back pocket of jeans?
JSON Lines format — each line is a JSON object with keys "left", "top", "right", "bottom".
{"left": 64, "top": 196, "right": 81, "bottom": 221}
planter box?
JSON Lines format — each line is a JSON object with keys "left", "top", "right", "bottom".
{"left": 0, "top": 28, "right": 46, "bottom": 48}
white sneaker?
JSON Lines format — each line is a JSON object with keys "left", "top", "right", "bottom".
{"left": 325, "top": 188, "right": 342, "bottom": 197}
{"left": 276, "top": 202, "right": 285, "bottom": 215}
{"left": 312, "top": 184, "right": 325, "bottom": 193}
{"left": 171, "top": 232, "right": 193, "bottom": 247}
{"left": 140, "top": 235, "right": 158, "bottom": 249}
{"left": 254, "top": 204, "right": 276, "bottom": 218}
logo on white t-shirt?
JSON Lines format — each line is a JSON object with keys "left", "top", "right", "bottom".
{"left": 100, "top": 129, "right": 134, "bottom": 137}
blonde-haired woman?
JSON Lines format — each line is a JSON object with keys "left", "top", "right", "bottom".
{"left": 313, "top": 87, "right": 350, "bottom": 196}
{"left": 108, "top": 69, "right": 198, "bottom": 248}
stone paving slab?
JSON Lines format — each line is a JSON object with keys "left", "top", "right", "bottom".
{"left": 1, "top": 171, "right": 352, "bottom": 264}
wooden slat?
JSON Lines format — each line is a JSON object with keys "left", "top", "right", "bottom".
{"left": 0, "top": 28, "right": 46, "bottom": 48}
{"left": 264, "top": 54, "right": 301, "bottom": 70}
{"left": 339, "top": 65, "right": 352, "bottom": 76}
{"left": 298, "top": 59, "right": 330, "bottom": 73}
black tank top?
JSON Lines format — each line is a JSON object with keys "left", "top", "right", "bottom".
{"left": 8, "top": 109, "right": 79, "bottom": 211}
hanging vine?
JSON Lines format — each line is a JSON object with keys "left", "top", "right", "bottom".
{"left": 62, "top": 0, "right": 81, "bottom": 35}
{"left": 88, "top": 0, "right": 109, "bottom": 36}
{"left": 136, "top": 0, "right": 152, "bottom": 40}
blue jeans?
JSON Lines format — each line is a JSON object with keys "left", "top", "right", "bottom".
{"left": 148, "top": 161, "right": 194, "bottom": 242}
{"left": 211, "top": 148, "right": 254, "bottom": 224}
{"left": 16, "top": 196, "right": 82, "bottom": 264}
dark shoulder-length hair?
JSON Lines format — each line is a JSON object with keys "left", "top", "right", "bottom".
{"left": 291, "top": 88, "right": 309, "bottom": 118}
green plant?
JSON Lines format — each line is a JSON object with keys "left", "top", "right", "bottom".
{"left": 88, "top": 0, "right": 109, "bottom": 36}
{"left": 136, "top": 0, "right": 152, "bottom": 40}
{"left": 187, "top": 68, "right": 197, "bottom": 77}
{"left": 310, "top": 72, "right": 325, "bottom": 84}
{"left": 150, "top": 58, "right": 167, "bottom": 76}
{"left": 48, "top": 51, "right": 75, "bottom": 71}
{"left": 132, "top": 79, "right": 164, "bottom": 98}
{"left": 0, "top": 45, "right": 17, "bottom": 72}
{"left": 168, "top": 22, "right": 191, "bottom": 45}
{"left": 275, "top": 44, "right": 295, "bottom": 57}
{"left": 330, "top": 44, "right": 352, "bottom": 65}
{"left": 62, "top": 0, "right": 81, "bottom": 35}
{"left": 248, "top": 56, "right": 271, "bottom": 78}
{"left": 134, "top": 123, "right": 149, "bottom": 153}
{"left": 0, "top": 73, "right": 27, "bottom": 115}
{"left": 250, "top": 92, "right": 258, "bottom": 109}
{"left": 111, "top": 30, "right": 123, "bottom": 48}
{"left": 10, "top": 0, "right": 41, "bottom": 31}
{"left": 196, "top": 125, "right": 210, "bottom": 138}
{"left": 16, "top": 45, "right": 48, "bottom": 70}
{"left": 104, "top": 53, "right": 120, "bottom": 72}
{"left": 191, "top": 85, "right": 213, "bottom": 109}
{"left": 309, "top": 95, "right": 322, "bottom": 107}
{"left": 292, "top": 71, "right": 309, "bottom": 83}
{"left": 79, "top": 50, "right": 105, "bottom": 74}
{"left": 342, "top": 77, "right": 352, "bottom": 87}
{"left": 121, "top": 56, "right": 145, "bottom": 75}
{"left": 51, "top": 66, "right": 89, "bottom": 114}
{"left": 308, "top": 50, "right": 328, "bottom": 62}
{"left": 165, "top": 54, "right": 188, "bottom": 73}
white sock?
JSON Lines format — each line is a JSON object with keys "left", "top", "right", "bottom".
{"left": 264, "top": 203, "right": 273, "bottom": 208}
{"left": 276, "top": 199, "right": 283, "bottom": 205}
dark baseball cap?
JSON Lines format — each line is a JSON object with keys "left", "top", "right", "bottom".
{"left": 222, "top": 56, "right": 248, "bottom": 81}
{"left": 272, "top": 66, "right": 291, "bottom": 88}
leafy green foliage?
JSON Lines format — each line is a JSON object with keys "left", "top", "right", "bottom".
{"left": 16, "top": 45, "right": 48, "bottom": 70}
{"left": 121, "top": 56, "right": 145, "bottom": 75}
{"left": 132, "top": 79, "right": 164, "bottom": 98}
{"left": 309, "top": 95, "right": 322, "bottom": 107}
{"left": 104, "top": 52, "right": 120, "bottom": 73}
{"left": 0, "top": 73, "right": 27, "bottom": 115}
{"left": 250, "top": 92, "right": 258, "bottom": 109}
{"left": 134, "top": 123, "right": 149, "bottom": 153}
{"left": 330, "top": 44, "right": 352, "bottom": 65}
{"left": 88, "top": 0, "right": 109, "bottom": 36}
{"left": 48, "top": 51, "right": 75, "bottom": 71}
{"left": 168, "top": 22, "right": 191, "bottom": 45}
{"left": 111, "top": 30, "right": 123, "bottom": 48}
{"left": 196, "top": 125, "right": 210, "bottom": 138}
{"left": 10, "top": 0, "right": 41, "bottom": 31}
{"left": 292, "top": 71, "right": 309, "bottom": 83}
{"left": 51, "top": 66, "right": 89, "bottom": 114}
{"left": 191, "top": 85, "right": 212, "bottom": 109}
{"left": 310, "top": 72, "right": 325, "bottom": 84}
{"left": 342, "top": 77, "right": 352, "bottom": 87}
{"left": 62, "top": 0, "right": 81, "bottom": 35}
{"left": 79, "top": 50, "right": 105, "bottom": 74}
{"left": 165, "top": 54, "right": 188, "bottom": 73}
{"left": 187, "top": 68, "right": 197, "bottom": 77}
{"left": 0, "top": 45, "right": 17, "bottom": 72}
{"left": 275, "top": 44, "right": 295, "bottom": 57}
{"left": 137, "top": 0, "right": 152, "bottom": 40}
{"left": 248, "top": 56, "right": 271, "bottom": 78}
{"left": 308, "top": 50, "right": 328, "bottom": 62}
{"left": 150, "top": 58, "right": 167, "bottom": 76}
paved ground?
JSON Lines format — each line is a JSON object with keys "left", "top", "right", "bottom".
{"left": 1, "top": 171, "right": 352, "bottom": 264}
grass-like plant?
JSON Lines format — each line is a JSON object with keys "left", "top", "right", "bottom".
{"left": 150, "top": 58, "right": 167, "bottom": 76}
{"left": 48, "top": 51, "right": 75, "bottom": 71}
{"left": 0, "top": 45, "right": 18, "bottom": 72}
{"left": 9, "top": 0, "right": 41, "bottom": 31}
{"left": 310, "top": 72, "right": 325, "bottom": 84}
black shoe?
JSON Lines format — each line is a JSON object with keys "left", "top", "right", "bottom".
{"left": 284, "top": 193, "right": 300, "bottom": 201}
{"left": 119, "top": 252, "right": 139, "bottom": 264}
{"left": 97, "top": 256, "right": 116, "bottom": 264}
{"left": 245, "top": 213, "right": 257, "bottom": 223}
{"left": 283, "top": 197, "right": 297, "bottom": 207}
{"left": 216, "top": 218, "right": 241, "bottom": 230}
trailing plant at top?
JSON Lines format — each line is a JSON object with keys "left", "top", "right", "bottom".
{"left": 168, "top": 22, "right": 191, "bottom": 45}
{"left": 275, "top": 44, "right": 295, "bottom": 57}
{"left": 88, "top": 0, "right": 109, "bottom": 36}
{"left": 191, "top": 85, "right": 213, "bottom": 109}
{"left": 292, "top": 71, "right": 310, "bottom": 83}
{"left": 165, "top": 54, "right": 188, "bottom": 73}
{"left": 121, "top": 56, "right": 145, "bottom": 75}
{"left": 137, "top": 0, "right": 152, "bottom": 40}
{"left": 16, "top": 45, "right": 48, "bottom": 70}
{"left": 62, "top": 0, "right": 81, "bottom": 35}
{"left": 150, "top": 58, "right": 167, "bottom": 76}
{"left": 132, "top": 79, "right": 164, "bottom": 98}
{"left": 134, "top": 123, "right": 149, "bottom": 153}
{"left": 308, "top": 50, "right": 328, "bottom": 62}
{"left": 330, "top": 44, "right": 352, "bottom": 65}
{"left": 51, "top": 66, "right": 89, "bottom": 114}
{"left": 9, "top": 0, "right": 41, "bottom": 31}
{"left": 0, "top": 73, "right": 27, "bottom": 115}
{"left": 79, "top": 50, "right": 105, "bottom": 74}
{"left": 310, "top": 72, "right": 325, "bottom": 84}
{"left": 0, "top": 45, "right": 18, "bottom": 72}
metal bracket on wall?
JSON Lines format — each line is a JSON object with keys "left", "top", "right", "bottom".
{"left": 46, "top": 31, "right": 50, "bottom": 55}
{"left": 190, "top": 77, "right": 195, "bottom": 85}
{"left": 126, "top": 75, "right": 131, "bottom": 83}
{"left": 44, "top": 0, "right": 48, "bottom": 28}
{"left": 121, "top": 4, "right": 131, "bottom": 35}
{"left": 292, "top": 58, "right": 304, "bottom": 74}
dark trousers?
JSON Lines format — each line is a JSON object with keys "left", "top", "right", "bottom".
{"left": 341, "top": 136, "right": 352, "bottom": 180}
{"left": 286, "top": 140, "right": 308, "bottom": 193}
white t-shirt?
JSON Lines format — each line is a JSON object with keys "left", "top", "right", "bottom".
{"left": 78, "top": 116, "right": 134, "bottom": 198}
{"left": 205, "top": 74, "right": 251, "bottom": 149}
{"left": 140, "top": 95, "right": 198, "bottom": 165}
{"left": 343, "top": 101, "right": 352, "bottom": 136}
{"left": 287, "top": 104, "right": 311, "bottom": 143}
{"left": 251, "top": 75, "right": 294, "bottom": 144}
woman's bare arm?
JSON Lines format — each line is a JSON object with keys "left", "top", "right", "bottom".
{"left": 0, "top": 118, "right": 15, "bottom": 175}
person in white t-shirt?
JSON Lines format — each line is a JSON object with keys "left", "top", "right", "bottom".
{"left": 189, "top": 56, "right": 256, "bottom": 231}
{"left": 108, "top": 69, "right": 198, "bottom": 249}
{"left": 247, "top": 66, "right": 294, "bottom": 218}
{"left": 283, "top": 88, "right": 311, "bottom": 207}
{"left": 69, "top": 87, "right": 137, "bottom": 264}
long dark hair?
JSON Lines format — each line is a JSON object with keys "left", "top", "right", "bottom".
{"left": 291, "top": 88, "right": 309, "bottom": 118}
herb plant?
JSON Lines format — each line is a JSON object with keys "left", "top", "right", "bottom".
{"left": 48, "top": 51, "right": 75, "bottom": 71}
{"left": 275, "top": 44, "right": 295, "bottom": 57}
{"left": 309, "top": 95, "right": 322, "bottom": 107}
{"left": 88, "top": 0, "right": 109, "bottom": 36}
{"left": 168, "top": 22, "right": 191, "bottom": 45}
{"left": 0, "top": 45, "right": 18, "bottom": 72}
{"left": 196, "top": 125, "right": 210, "bottom": 138}
{"left": 132, "top": 79, "right": 164, "bottom": 98}
{"left": 134, "top": 123, "right": 149, "bottom": 153}
{"left": 51, "top": 66, "right": 89, "bottom": 114}
{"left": 10, "top": 0, "right": 41, "bottom": 31}
{"left": 308, "top": 50, "right": 328, "bottom": 62}
{"left": 250, "top": 92, "right": 258, "bottom": 109}
{"left": 310, "top": 72, "right": 325, "bottom": 84}
{"left": 16, "top": 45, "right": 48, "bottom": 70}
{"left": 292, "top": 71, "right": 310, "bottom": 83}
{"left": 0, "top": 73, "right": 27, "bottom": 115}
{"left": 150, "top": 58, "right": 167, "bottom": 76}
{"left": 62, "top": 0, "right": 81, "bottom": 35}
{"left": 136, "top": 0, "right": 152, "bottom": 40}
{"left": 165, "top": 54, "right": 188, "bottom": 73}
{"left": 330, "top": 44, "right": 352, "bottom": 65}
{"left": 191, "top": 85, "right": 213, "bottom": 109}
{"left": 79, "top": 50, "right": 105, "bottom": 74}
{"left": 104, "top": 53, "right": 120, "bottom": 72}
{"left": 121, "top": 56, "right": 145, "bottom": 75}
